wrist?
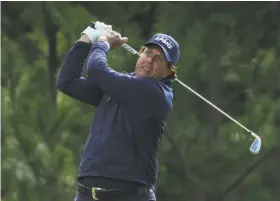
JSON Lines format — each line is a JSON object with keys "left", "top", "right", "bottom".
{"left": 98, "top": 37, "right": 110, "bottom": 49}
{"left": 98, "top": 36, "right": 108, "bottom": 42}
{"left": 79, "top": 34, "right": 92, "bottom": 44}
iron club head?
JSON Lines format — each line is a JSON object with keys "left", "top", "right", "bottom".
{"left": 249, "top": 134, "right": 262, "bottom": 154}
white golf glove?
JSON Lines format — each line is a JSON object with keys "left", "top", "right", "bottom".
{"left": 81, "top": 21, "right": 112, "bottom": 44}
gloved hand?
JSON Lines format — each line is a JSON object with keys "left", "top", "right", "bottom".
{"left": 81, "top": 21, "right": 112, "bottom": 44}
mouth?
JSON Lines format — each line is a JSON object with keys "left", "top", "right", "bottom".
{"left": 142, "top": 66, "right": 152, "bottom": 72}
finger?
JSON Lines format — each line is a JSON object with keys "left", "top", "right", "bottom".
{"left": 105, "top": 25, "right": 112, "bottom": 32}
{"left": 109, "top": 30, "right": 115, "bottom": 36}
{"left": 108, "top": 29, "right": 113, "bottom": 33}
{"left": 116, "top": 32, "right": 121, "bottom": 38}
{"left": 111, "top": 31, "right": 120, "bottom": 38}
{"left": 95, "top": 21, "right": 101, "bottom": 28}
{"left": 113, "top": 31, "right": 119, "bottom": 35}
{"left": 120, "top": 37, "right": 128, "bottom": 44}
{"left": 104, "top": 29, "right": 111, "bottom": 35}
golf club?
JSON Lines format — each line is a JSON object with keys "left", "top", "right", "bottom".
{"left": 121, "top": 44, "right": 262, "bottom": 154}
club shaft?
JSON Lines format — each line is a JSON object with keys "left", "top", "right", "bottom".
{"left": 121, "top": 43, "right": 259, "bottom": 139}
{"left": 121, "top": 44, "right": 140, "bottom": 56}
{"left": 175, "top": 79, "right": 259, "bottom": 139}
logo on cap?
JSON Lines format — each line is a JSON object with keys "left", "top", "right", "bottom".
{"left": 154, "top": 35, "right": 174, "bottom": 49}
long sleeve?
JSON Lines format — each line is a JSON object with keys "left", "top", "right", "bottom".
{"left": 86, "top": 41, "right": 173, "bottom": 118}
{"left": 56, "top": 41, "right": 103, "bottom": 106}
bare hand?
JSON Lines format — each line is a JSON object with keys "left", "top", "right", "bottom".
{"left": 98, "top": 30, "right": 128, "bottom": 49}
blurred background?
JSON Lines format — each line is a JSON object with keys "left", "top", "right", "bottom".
{"left": 1, "top": 1, "right": 280, "bottom": 201}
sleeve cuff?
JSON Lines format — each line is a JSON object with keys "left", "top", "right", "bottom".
{"left": 96, "top": 40, "right": 110, "bottom": 50}
{"left": 103, "top": 41, "right": 110, "bottom": 49}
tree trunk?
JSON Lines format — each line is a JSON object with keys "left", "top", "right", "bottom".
{"left": 42, "top": 2, "right": 59, "bottom": 106}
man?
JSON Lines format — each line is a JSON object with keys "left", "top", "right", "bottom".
{"left": 57, "top": 21, "right": 180, "bottom": 201}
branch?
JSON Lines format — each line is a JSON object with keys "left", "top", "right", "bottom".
{"left": 220, "top": 147, "right": 277, "bottom": 200}
{"left": 164, "top": 131, "right": 207, "bottom": 194}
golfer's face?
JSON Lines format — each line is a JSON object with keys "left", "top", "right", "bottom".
{"left": 135, "top": 46, "right": 170, "bottom": 79}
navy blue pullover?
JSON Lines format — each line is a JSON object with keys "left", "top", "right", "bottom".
{"left": 56, "top": 41, "right": 174, "bottom": 189}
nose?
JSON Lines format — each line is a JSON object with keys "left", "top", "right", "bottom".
{"left": 145, "top": 55, "right": 153, "bottom": 63}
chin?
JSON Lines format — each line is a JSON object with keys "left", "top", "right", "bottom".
{"left": 135, "top": 71, "right": 150, "bottom": 78}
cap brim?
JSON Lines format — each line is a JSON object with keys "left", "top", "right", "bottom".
{"left": 144, "top": 42, "right": 172, "bottom": 64}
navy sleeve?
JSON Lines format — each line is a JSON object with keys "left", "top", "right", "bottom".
{"left": 87, "top": 41, "right": 172, "bottom": 118}
{"left": 56, "top": 41, "right": 103, "bottom": 106}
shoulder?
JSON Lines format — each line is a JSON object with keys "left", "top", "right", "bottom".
{"left": 157, "top": 81, "right": 174, "bottom": 111}
{"left": 126, "top": 72, "right": 174, "bottom": 106}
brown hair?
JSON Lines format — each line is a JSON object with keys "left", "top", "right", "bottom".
{"left": 139, "top": 46, "right": 177, "bottom": 75}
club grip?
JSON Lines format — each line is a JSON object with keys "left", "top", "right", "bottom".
{"left": 121, "top": 44, "right": 140, "bottom": 56}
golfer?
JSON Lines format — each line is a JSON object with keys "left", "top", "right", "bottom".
{"left": 57, "top": 21, "right": 180, "bottom": 201}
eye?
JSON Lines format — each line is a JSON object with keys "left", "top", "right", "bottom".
{"left": 154, "top": 55, "right": 163, "bottom": 63}
{"left": 143, "top": 50, "right": 164, "bottom": 63}
{"left": 146, "top": 50, "right": 153, "bottom": 56}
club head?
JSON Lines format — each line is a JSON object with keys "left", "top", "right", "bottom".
{"left": 249, "top": 136, "right": 262, "bottom": 154}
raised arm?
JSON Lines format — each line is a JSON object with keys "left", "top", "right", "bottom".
{"left": 56, "top": 40, "right": 103, "bottom": 106}
{"left": 56, "top": 22, "right": 112, "bottom": 106}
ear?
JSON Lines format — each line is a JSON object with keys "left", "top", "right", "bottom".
{"left": 167, "top": 63, "right": 173, "bottom": 74}
{"left": 164, "top": 67, "right": 172, "bottom": 78}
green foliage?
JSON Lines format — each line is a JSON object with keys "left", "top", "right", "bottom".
{"left": 2, "top": 2, "right": 280, "bottom": 201}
